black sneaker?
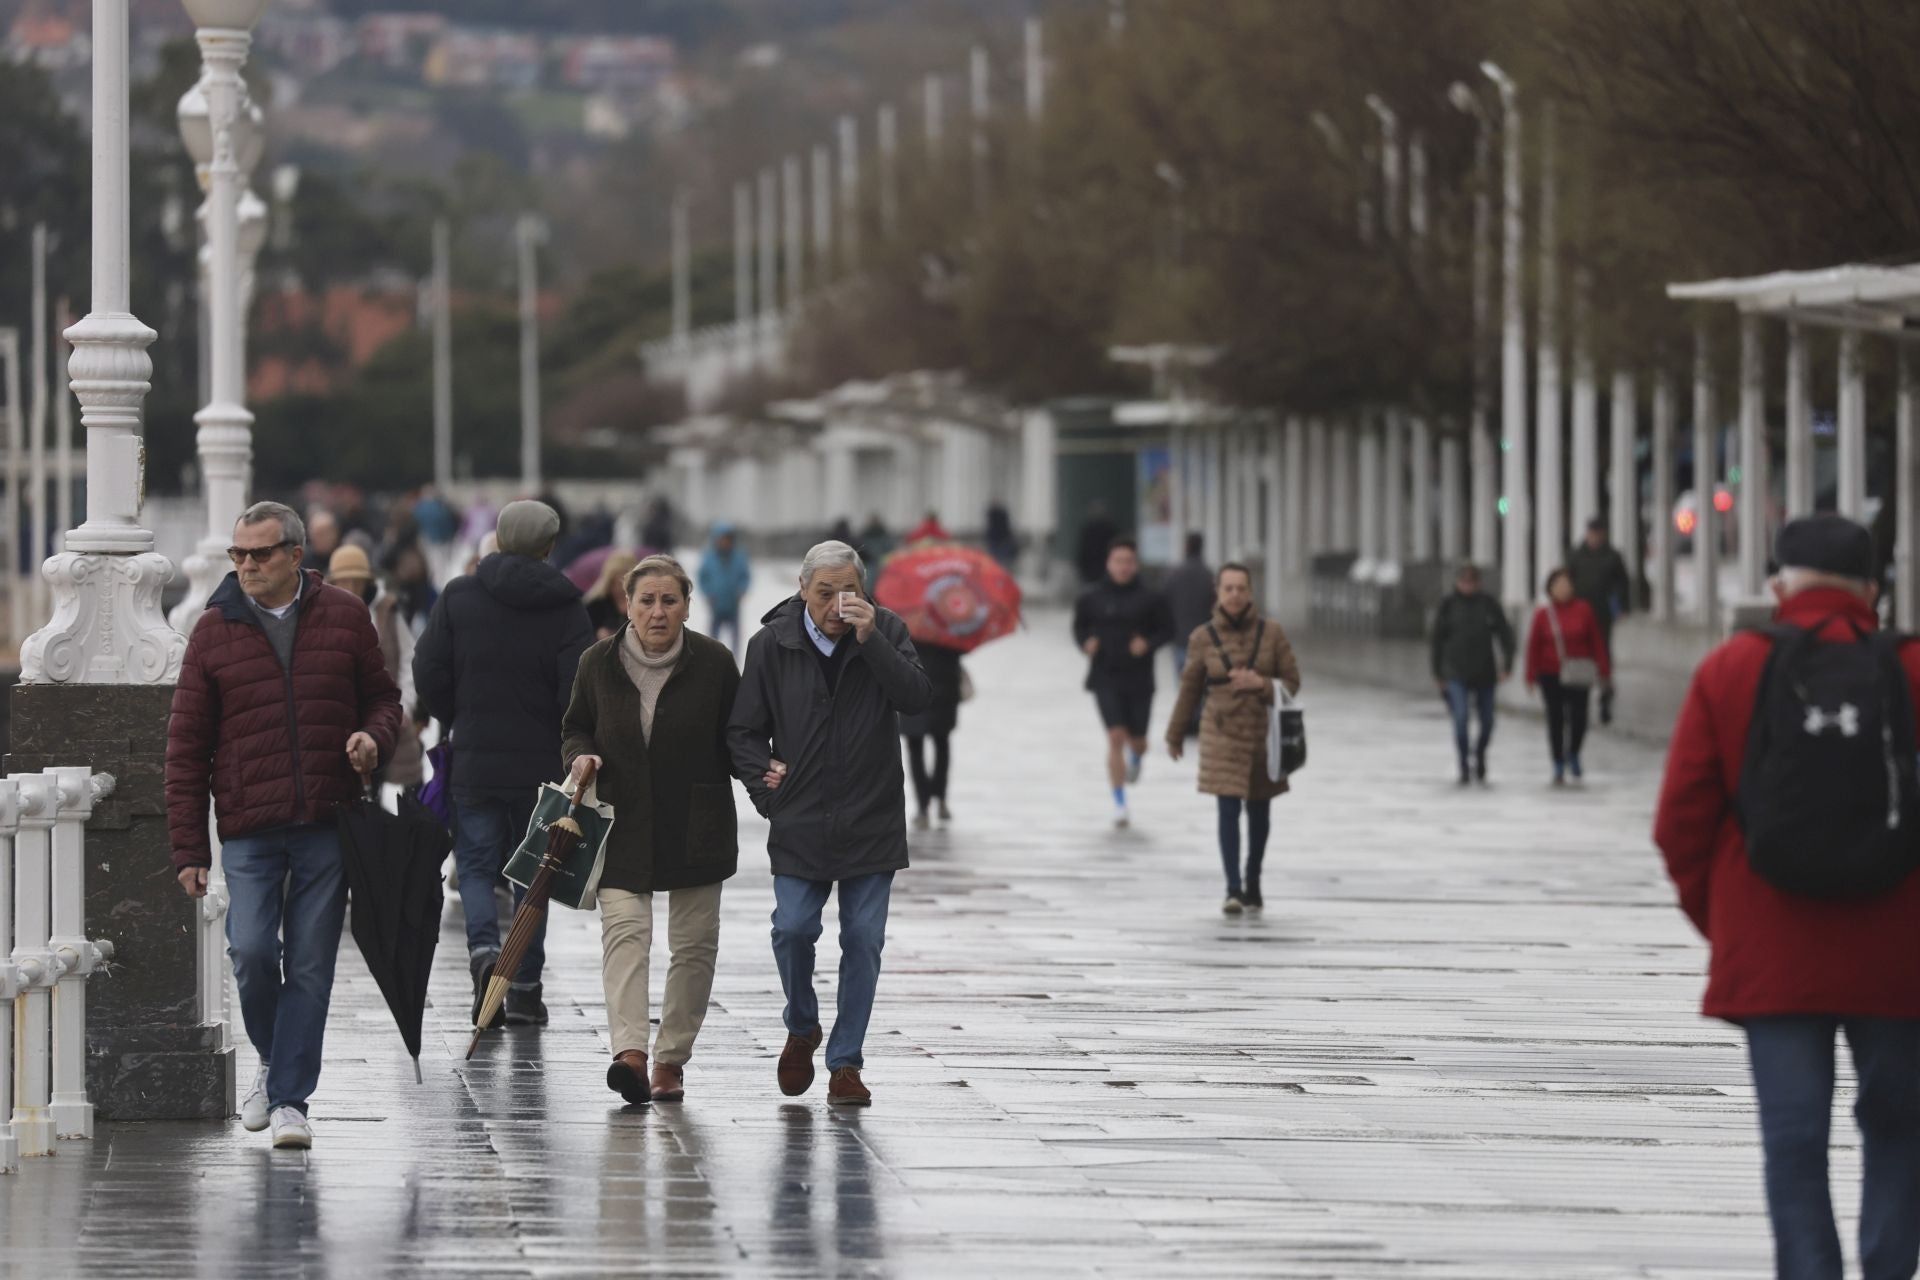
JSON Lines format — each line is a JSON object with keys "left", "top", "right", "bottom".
{"left": 1243, "top": 885, "right": 1264, "bottom": 911}
{"left": 470, "top": 952, "right": 504, "bottom": 1029}
{"left": 1473, "top": 754, "right": 1488, "bottom": 784}
{"left": 505, "top": 983, "right": 548, "bottom": 1026}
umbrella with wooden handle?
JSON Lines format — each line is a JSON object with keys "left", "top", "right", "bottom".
{"left": 465, "top": 764, "right": 595, "bottom": 1058}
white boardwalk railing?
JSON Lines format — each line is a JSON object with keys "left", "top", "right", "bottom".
{"left": 1, "top": 769, "right": 116, "bottom": 1172}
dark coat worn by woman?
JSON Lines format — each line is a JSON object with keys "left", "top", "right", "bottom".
{"left": 560, "top": 626, "right": 742, "bottom": 895}
{"left": 1164, "top": 606, "right": 1302, "bottom": 802}
{"left": 898, "top": 643, "right": 963, "bottom": 738}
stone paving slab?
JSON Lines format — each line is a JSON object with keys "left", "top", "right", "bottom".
{"left": 0, "top": 593, "right": 1829, "bottom": 1278}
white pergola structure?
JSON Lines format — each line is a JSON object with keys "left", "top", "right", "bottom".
{"left": 1668, "top": 263, "right": 1920, "bottom": 629}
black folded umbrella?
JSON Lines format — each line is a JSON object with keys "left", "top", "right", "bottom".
{"left": 338, "top": 789, "right": 449, "bottom": 1081}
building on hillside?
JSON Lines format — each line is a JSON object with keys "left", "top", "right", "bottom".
{"left": 422, "top": 27, "right": 542, "bottom": 91}
{"left": 354, "top": 12, "right": 447, "bottom": 72}
{"left": 256, "top": 10, "right": 351, "bottom": 78}
{"left": 7, "top": 9, "right": 90, "bottom": 70}
{"left": 555, "top": 35, "right": 676, "bottom": 93}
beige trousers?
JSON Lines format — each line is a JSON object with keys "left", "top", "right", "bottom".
{"left": 599, "top": 883, "right": 723, "bottom": 1064}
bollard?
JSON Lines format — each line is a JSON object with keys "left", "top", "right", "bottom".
{"left": 48, "top": 768, "right": 116, "bottom": 1140}
{"left": 0, "top": 778, "right": 20, "bottom": 1174}
{"left": 9, "top": 773, "right": 58, "bottom": 1157}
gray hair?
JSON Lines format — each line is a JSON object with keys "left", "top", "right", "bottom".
{"left": 237, "top": 500, "right": 306, "bottom": 548}
{"left": 800, "top": 539, "right": 866, "bottom": 589}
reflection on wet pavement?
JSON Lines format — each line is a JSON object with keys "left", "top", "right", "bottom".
{"left": 2, "top": 609, "right": 1779, "bottom": 1277}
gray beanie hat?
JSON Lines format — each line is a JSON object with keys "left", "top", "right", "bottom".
{"left": 496, "top": 500, "right": 561, "bottom": 558}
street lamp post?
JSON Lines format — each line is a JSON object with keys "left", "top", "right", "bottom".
{"left": 517, "top": 213, "right": 545, "bottom": 490}
{"left": 169, "top": 4, "right": 268, "bottom": 632}
{"left": 1450, "top": 81, "right": 1497, "bottom": 568}
{"left": 1482, "top": 60, "right": 1531, "bottom": 611}
{"left": 1534, "top": 101, "right": 1563, "bottom": 590}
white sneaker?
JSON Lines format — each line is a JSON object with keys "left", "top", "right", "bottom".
{"left": 1222, "top": 894, "right": 1245, "bottom": 915}
{"left": 269, "top": 1106, "right": 312, "bottom": 1150}
{"left": 240, "top": 1063, "right": 271, "bottom": 1132}
{"left": 1113, "top": 804, "right": 1130, "bottom": 829}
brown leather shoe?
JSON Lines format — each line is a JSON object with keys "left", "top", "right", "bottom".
{"left": 826, "top": 1066, "right": 871, "bottom": 1107}
{"left": 606, "top": 1050, "right": 650, "bottom": 1106}
{"left": 649, "top": 1063, "right": 685, "bottom": 1103}
{"left": 777, "top": 1027, "right": 823, "bottom": 1097}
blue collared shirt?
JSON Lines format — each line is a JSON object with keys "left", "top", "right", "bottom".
{"left": 802, "top": 603, "right": 841, "bottom": 657}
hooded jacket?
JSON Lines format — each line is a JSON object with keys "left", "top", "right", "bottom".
{"left": 166, "top": 570, "right": 402, "bottom": 869}
{"left": 1655, "top": 587, "right": 1920, "bottom": 1018}
{"left": 697, "top": 523, "right": 753, "bottom": 615}
{"left": 727, "top": 595, "right": 932, "bottom": 881}
{"left": 412, "top": 552, "right": 594, "bottom": 790}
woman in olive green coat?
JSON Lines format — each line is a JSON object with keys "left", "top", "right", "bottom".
{"left": 563, "top": 554, "right": 741, "bottom": 1107}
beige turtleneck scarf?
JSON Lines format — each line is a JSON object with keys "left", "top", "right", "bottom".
{"left": 618, "top": 627, "right": 683, "bottom": 742}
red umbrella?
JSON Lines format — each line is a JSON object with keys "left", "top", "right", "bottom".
{"left": 873, "top": 543, "right": 1021, "bottom": 654}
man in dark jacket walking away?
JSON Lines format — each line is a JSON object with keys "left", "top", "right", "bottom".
{"left": 1655, "top": 515, "right": 1920, "bottom": 1280}
{"left": 1567, "top": 518, "right": 1631, "bottom": 723}
{"left": 168, "top": 502, "right": 402, "bottom": 1151}
{"left": 1073, "top": 538, "right": 1175, "bottom": 827}
{"left": 1162, "top": 531, "right": 1214, "bottom": 682}
{"left": 414, "top": 499, "right": 593, "bottom": 1029}
{"left": 1429, "top": 562, "right": 1516, "bottom": 785}
{"left": 728, "top": 540, "right": 931, "bottom": 1107}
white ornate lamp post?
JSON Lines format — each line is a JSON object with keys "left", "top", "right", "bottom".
{"left": 171, "top": 2, "right": 268, "bottom": 630}
{"left": 20, "top": 0, "right": 192, "bottom": 684}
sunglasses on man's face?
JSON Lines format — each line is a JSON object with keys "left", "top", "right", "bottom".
{"left": 227, "top": 541, "right": 293, "bottom": 566}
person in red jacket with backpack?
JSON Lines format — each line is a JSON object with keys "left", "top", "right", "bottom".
{"left": 167, "top": 502, "right": 403, "bottom": 1151}
{"left": 1524, "top": 567, "right": 1611, "bottom": 784}
{"left": 1655, "top": 514, "right": 1920, "bottom": 1280}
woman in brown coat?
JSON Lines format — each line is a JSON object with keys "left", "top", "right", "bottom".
{"left": 1165, "top": 563, "right": 1301, "bottom": 914}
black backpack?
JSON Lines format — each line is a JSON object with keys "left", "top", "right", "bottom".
{"left": 1736, "top": 620, "right": 1920, "bottom": 899}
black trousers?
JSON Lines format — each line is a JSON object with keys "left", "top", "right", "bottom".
{"left": 906, "top": 732, "right": 950, "bottom": 811}
{"left": 1539, "top": 675, "right": 1591, "bottom": 765}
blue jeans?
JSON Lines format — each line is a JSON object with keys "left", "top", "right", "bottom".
{"left": 451, "top": 786, "right": 547, "bottom": 984}
{"left": 770, "top": 872, "right": 894, "bottom": 1071}
{"left": 1746, "top": 1016, "right": 1920, "bottom": 1280}
{"left": 223, "top": 823, "right": 347, "bottom": 1115}
{"left": 1217, "top": 796, "right": 1271, "bottom": 896}
{"left": 1171, "top": 643, "right": 1188, "bottom": 685}
{"left": 1443, "top": 681, "right": 1497, "bottom": 770}
{"left": 711, "top": 609, "right": 741, "bottom": 652}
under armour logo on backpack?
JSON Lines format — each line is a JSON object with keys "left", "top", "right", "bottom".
{"left": 1804, "top": 704, "right": 1861, "bottom": 737}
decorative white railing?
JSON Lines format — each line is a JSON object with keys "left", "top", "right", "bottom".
{"left": 1, "top": 769, "right": 116, "bottom": 1173}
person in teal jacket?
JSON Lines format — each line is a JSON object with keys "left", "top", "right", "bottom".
{"left": 698, "top": 522, "right": 752, "bottom": 652}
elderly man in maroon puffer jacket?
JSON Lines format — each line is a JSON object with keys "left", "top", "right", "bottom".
{"left": 167, "top": 501, "right": 402, "bottom": 1151}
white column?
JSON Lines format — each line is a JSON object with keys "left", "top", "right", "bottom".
{"left": 1331, "top": 422, "right": 1356, "bottom": 551}
{"left": 432, "top": 218, "right": 453, "bottom": 491}
{"left": 733, "top": 180, "right": 752, "bottom": 331}
{"left": 9, "top": 775, "right": 55, "bottom": 1156}
{"left": 1263, "top": 426, "right": 1284, "bottom": 607}
{"left": 1220, "top": 429, "right": 1242, "bottom": 558}
{"left": 1609, "top": 370, "right": 1638, "bottom": 584}
{"left": 1241, "top": 428, "right": 1262, "bottom": 555}
{"left": 1203, "top": 426, "right": 1226, "bottom": 567}
{"left": 4, "top": 329, "right": 23, "bottom": 650}
{"left": 1167, "top": 421, "right": 1186, "bottom": 553}
{"left": 1534, "top": 102, "right": 1563, "bottom": 587}
{"left": 924, "top": 73, "right": 945, "bottom": 153}
{"left": 1838, "top": 329, "right": 1867, "bottom": 520}
{"left": 810, "top": 145, "right": 833, "bottom": 279}
{"left": 1785, "top": 322, "right": 1812, "bottom": 517}
{"left": 1409, "top": 414, "right": 1433, "bottom": 562}
{"left": 823, "top": 437, "right": 855, "bottom": 528}
{"left": 1651, "top": 368, "right": 1677, "bottom": 622}
{"left": 877, "top": 104, "right": 899, "bottom": 238}
{"left": 1439, "top": 432, "right": 1464, "bottom": 563}
{"left": 516, "top": 213, "right": 542, "bottom": 488}
{"left": 1024, "top": 16, "right": 1046, "bottom": 124}
{"left": 1355, "top": 414, "right": 1381, "bottom": 578}
{"left": 1488, "top": 66, "right": 1530, "bottom": 609}
{"left": 1737, "top": 313, "right": 1768, "bottom": 597}
{"left": 1021, "top": 409, "right": 1056, "bottom": 571}
{"left": 782, "top": 159, "right": 805, "bottom": 310}
{"left": 757, "top": 167, "right": 778, "bottom": 328}
{"left": 1283, "top": 414, "right": 1308, "bottom": 574}
{"left": 25, "top": 0, "right": 186, "bottom": 685}
{"left": 970, "top": 44, "right": 991, "bottom": 205}
{"left": 29, "top": 225, "right": 49, "bottom": 621}
{"left": 837, "top": 114, "right": 860, "bottom": 270}
{"left": 0, "top": 779, "right": 15, "bottom": 1172}
{"left": 1693, "top": 319, "right": 1719, "bottom": 631}
{"left": 1381, "top": 408, "right": 1405, "bottom": 579}
{"left": 1898, "top": 350, "right": 1920, "bottom": 632}
{"left": 47, "top": 767, "right": 109, "bottom": 1139}
{"left": 1570, "top": 269, "right": 1599, "bottom": 536}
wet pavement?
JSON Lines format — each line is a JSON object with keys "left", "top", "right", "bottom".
{"left": 2, "top": 592, "right": 1795, "bottom": 1278}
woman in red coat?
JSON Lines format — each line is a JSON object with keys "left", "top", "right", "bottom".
{"left": 1523, "top": 567, "right": 1611, "bottom": 784}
